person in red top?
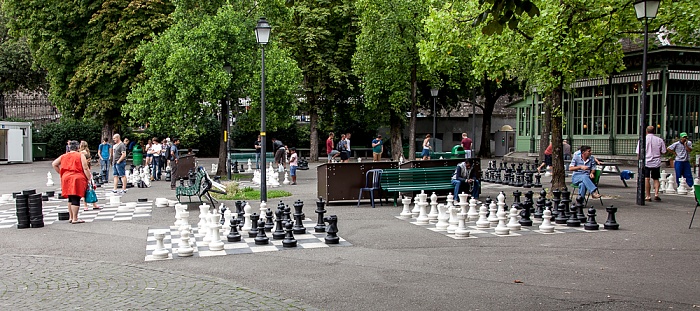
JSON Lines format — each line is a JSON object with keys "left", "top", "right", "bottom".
{"left": 537, "top": 143, "right": 554, "bottom": 173}
{"left": 461, "top": 133, "right": 473, "bottom": 158}
{"left": 52, "top": 140, "right": 91, "bottom": 224}
{"left": 326, "top": 132, "right": 339, "bottom": 163}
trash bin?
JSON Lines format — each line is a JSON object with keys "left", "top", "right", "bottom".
{"left": 132, "top": 145, "right": 144, "bottom": 166}
{"left": 32, "top": 143, "right": 47, "bottom": 160}
{"left": 451, "top": 145, "right": 465, "bottom": 158}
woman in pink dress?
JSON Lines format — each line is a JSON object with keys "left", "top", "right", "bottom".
{"left": 52, "top": 140, "right": 91, "bottom": 224}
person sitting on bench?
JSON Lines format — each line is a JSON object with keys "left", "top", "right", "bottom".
{"left": 451, "top": 158, "right": 480, "bottom": 202}
{"left": 569, "top": 145, "right": 601, "bottom": 199}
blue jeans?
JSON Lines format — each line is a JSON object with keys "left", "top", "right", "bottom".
{"left": 100, "top": 159, "right": 110, "bottom": 181}
{"left": 152, "top": 156, "right": 161, "bottom": 179}
{"left": 451, "top": 179, "right": 480, "bottom": 201}
{"left": 255, "top": 153, "right": 261, "bottom": 169}
{"left": 674, "top": 160, "right": 694, "bottom": 187}
{"left": 290, "top": 166, "right": 297, "bottom": 177}
{"left": 113, "top": 161, "right": 126, "bottom": 177}
{"left": 572, "top": 173, "right": 597, "bottom": 198}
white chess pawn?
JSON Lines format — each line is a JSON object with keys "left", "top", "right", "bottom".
{"left": 538, "top": 209, "right": 555, "bottom": 233}
{"left": 488, "top": 199, "right": 499, "bottom": 226}
{"left": 241, "top": 202, "right": 253, "bottom": 232}
{"left": 399, "top": 196, "right": 413, "bottom": 219}
{"left": 174, "top": 204, "right": 186, "bottom": 227}
{"left": 666, "top": 175, "right": 677, "bottom": 194}
{"left": 476, "top": 204, "right": 490, "bottom": 228}
{"left": 246, "top": 159, "right": 253, "bottom": 172}
{"left": 467, "top": 198, "right": 479, "bottom": 222}
{"left": 415, "top": 201, "right": 430, "bottom": 225}
{"left": 494, "top": 209, "right": 510, "bottom": 235}
{"left": 46, "top": 172, "right": 54, "bottom": 187}
{"left": 259, "top": 201, "right": 268, "bottom": 217}
{"left": 427, "top": 192, "right": 439, "bottom": 223}
{"left": 177, "top": 229, "right": 194, "bottom": 257}
{"left": 507, "top": 207, "right": 521, "bottom": 231}
{"left": 283, "top": 172, "right": 290, "bottom": 185}
{"left": 454, "top": 212, "right": 470, "bottom": 237}
{"left": 435, "top": 204, "right": 450, "bottom": 231}
{"left": 446, "top": 193, "right": 454, "bottom": 208}
{"left": 357, "top": 157, "right": 362, "bottom": 163}
{"left": 179, "top": 210, "right": 191, "bottom": 232}
{"left": 678, "top": 177, "right": 688, "bottom": 195}
{"left": 151, "top": 230, "right": 170, "bottom": 260}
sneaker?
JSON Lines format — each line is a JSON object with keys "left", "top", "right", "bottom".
{"left": 111, "top": 189, "right": 118, "bottom": 193}
{"left": 122, "top": 189, "right": 128, "bottom": 193}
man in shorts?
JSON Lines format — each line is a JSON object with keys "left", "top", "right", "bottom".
{"left": 326, "top": 132, "right": 339, "bottom": 163}
{"left": 372, "top": 134, "right": 383, "bottom": 162}
{"left": 111, "top": 134, "right": 128, "bottom": 194}
{"left": 637, "top": 125, "right": 666, "bottom": 201}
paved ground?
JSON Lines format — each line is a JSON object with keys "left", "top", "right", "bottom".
{"left": 1, "top": 158, "right": 699, "bottom": 310}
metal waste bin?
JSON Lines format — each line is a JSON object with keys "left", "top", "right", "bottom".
{"left": 451, "top": 145, "right": 465, "bottom": 157}
{"left": 32, "top": 143, "right": 47, "bottom": 160}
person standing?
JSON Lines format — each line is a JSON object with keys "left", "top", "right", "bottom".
{"left": 150, "top": 137, "right": 163, "bottom": 180}
{"left": 289, "top": 147, "right": 298, "bottom": 185}
{"left": 563, "top": 139, "right": 572, "bottom": 161}
{"left": 52, "top": 140, "right": 90, "bottom": 224}
{"left": 569, "top": 145, "right": 601, "bottom": 199}
{"left": 345, "top": 133, "right": 352, "bottom": 159}
{"left": 79, "top": 141, "right": 101, "bottom": 211}
{"left": 422, "top": 134, "right": 431, "bottom": 160}
{"left": 636, "top": 126, "right": 666, "bottom": 201}
{"left": 372, "top": 134, "right": 383, "bottom": 162}
{"left": 451, "top": 158, "right": 480, "bottom": 201}
{"left": 337, "top": 134, "right": 349, "bottom": 163}
{"left": 254, "top": 135, "right": 262, "bottom": 169}
{"left": 326, "top": 132, "right": 338, "bottom": 163}
{"left": 112, "top": 134, "right": 128, "bottom": 194}
{"left": 537, "top": 143, "right": 553, "bottom": 173}
{"left": 272, "top": 138, "right": 286, "bottom": 169}
{"left": 98, "top": 137, "right": 111, "bottom": 183}
{"left": 461, "top": 133, "right": 473, "bottom": 158}
{"left": 667, "top": 132, "right": 694, "bottom": 188}
{"left": 170, "top": 138, "right": 180, "bottom": 190}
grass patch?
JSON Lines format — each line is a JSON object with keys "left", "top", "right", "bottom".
{"left": 211, "top": 181, "right": 291, "bottom": 200}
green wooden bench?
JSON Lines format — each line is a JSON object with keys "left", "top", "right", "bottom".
{"left": 380, "top": 167, "right": 456, "bottom": 205}
{"left": 176, "top": 167, "right": 213, "bottom": 205}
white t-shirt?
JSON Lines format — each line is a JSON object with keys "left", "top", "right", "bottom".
{"left": 152, "top": 143, "right": 163, "bottom": 156}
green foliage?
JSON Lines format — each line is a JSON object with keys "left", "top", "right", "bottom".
{"left": 211, "top": 181, "right": 291, "bottom": 200}
{"left": 0, "top": 0, "right": 46, "bottom": 93}
{"left": 34, "top": 119, "right": 103, "bottom": 158}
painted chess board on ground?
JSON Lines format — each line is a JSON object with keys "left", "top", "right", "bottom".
{"left": 0, "top": 200, "right": 153, "bottom": 229}
{"left": 145, "top": 218, "right": 351, "bottom": 261}
{"left": 396, "top": 216, "right": 609, "bottom": 239}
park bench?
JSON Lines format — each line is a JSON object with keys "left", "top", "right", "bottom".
{"left": 380, "top": 167, "right": 456, "bottom": 205}
{"left": 176, "top": 166, "right": 222, "bottom": 205}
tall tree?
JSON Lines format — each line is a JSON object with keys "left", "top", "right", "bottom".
{"left": 126, "top": 3, "right": 302, "bottom": 175}
{"left": 3, "top": 0, "right": 174, "bottom": 137}
{"left": 277, "top": 0, "right": 360, "bottom": 161}
{"left": 354, "top": 0, "right": 431, "bottom": 161}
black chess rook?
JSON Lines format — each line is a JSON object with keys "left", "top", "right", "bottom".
{"left": 604, "top": 206, "right": 619, "bottom": 230}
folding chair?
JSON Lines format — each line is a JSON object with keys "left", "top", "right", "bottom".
{"left": 357, "top": 169, "right": 384, "bottom": 208}
{"left": 689, "top": 184, "right": 700, "bottom": 229}
{"left": 571, "top": 170, "right": 603, "bottom": 206}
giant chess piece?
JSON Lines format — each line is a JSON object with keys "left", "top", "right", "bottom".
{"left": 428, "top": 192, "right": 439, "bottom": 223}
{"left": 46, "top": 172, "right": 55, "bottom": 187}
{"left": 566, "top": 196, "right": 582, "bottom": 227}
{"left": 678, "top": 177, "right": 688, "bottom": 195}
{"left": 282, "top": 221, "right": 298, "bottom": 247}
{"left": 435, "top": 204, "right": 450, "bottom": 231}
{"left": 533, "top": 172, "right": 542, "bottom": 188}
{"left": 324, "top": 215, "right": 340, "bottom": 244}
{"left": 400, "top": 196, "right": 413, "bottom": 219}
{"left": 454, "top": 210, "right": 470, "bottom": 238}
{"left": 507, "top": 207, "right": 521, "bottom": 231}
{"left": 539, "top": 206, "right": 555, "bottom": 234}
{"left": 584, "top": 207, "right": 599, "bottom": 230}
{"left": 494, "top": 208, "right": 510, "bottom": 235}
{"left": 411, "top": 194, "right": 421, "bottom": 218}
{"left": 273, "top": 209, "right": 286, "bottom": 240}
{"left": 264, "top": 208, "right": 275, "bottom": 232}
{"left": 488, "top": 197, "right": 499, "bottom": 226}
{"left": 415, "top": 197, "right": 430, "bottom": 225}
{"left": 315, "top": 197, "right": 327, "bottom": 232}
{"left": 519, "top": 192, "right": 533, "bottom": 227}
{"left": 248, "top": 213, "right": 260, "bottom": 238}
{"left": 179, "top": 211, "right": 191, "bottom": 232}
{"left": 259, "top": 201, "right": 268, "bottom": 218}
{"left": 254, "top": 219, "right": 270, "bottom": 245}
{"left": 604, "top": 206, "right": 619, "bottom": 230}
{"left": 534, "top": 189, "right": 546, "bottom": 219}
{"left": 151, "top": 230, "right": 170, "bottom": 260}
{"left": 666, "top": 175, "right": 677, "bottom": 194}
{"left": 197, "top": 204, "right": 210, "bottom": 236}
{"left": 177, "top": 229, "right": 195, "bottom": 257}
{"left": 475, "top": 204, "right": 490, "bottom": 228}
{"left": 467, "top": 198, "right": 479, "bottom": 222}
{"left": 241, "top": 201, "right": 253, "bottom": 232}
{"left": 208, "top": 214, "right": 225, "bottom": 251}
{"left": 227, "top": 218, "right": 242, "bottom": 242}
{"left": 292, "top": 200, "right": 307, "bottom": 234}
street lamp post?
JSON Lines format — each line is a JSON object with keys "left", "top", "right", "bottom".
{"left": 634, "top": 0, "right": 660, "bottom": 206}
{"left": 255, "top": 17, "right": 271, "bottom": 203}
{"left": 223, "top": 63, "right": 233, "bottom": 180}
{"left": 431, "top": 88, "right": 438, "bottom": 155}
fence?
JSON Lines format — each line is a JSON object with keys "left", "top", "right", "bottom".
{"left": 0, "top": 91, "right": 60, "bottom": 128}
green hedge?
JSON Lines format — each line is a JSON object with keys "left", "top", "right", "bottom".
{"left": 33, "top": 119, "right": 103, "bottom": 158}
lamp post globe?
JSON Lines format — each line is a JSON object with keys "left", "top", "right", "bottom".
{"left": 255, "top": 17, "right": 271, "bottom": 203}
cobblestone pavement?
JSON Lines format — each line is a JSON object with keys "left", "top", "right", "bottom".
{"left": 0, "top": 254, "right": 314, "bottom": 310}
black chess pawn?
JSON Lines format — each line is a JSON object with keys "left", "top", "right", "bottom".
{"left": 567, "top": 197, "right": 582, "bottom": 227}
{"left": 604, "top": 206, "right": 619, "bottom": 230}
{"left": 283, "top": 206, "right": 292, "bottom": 223}
{"left": 584, "top": 207, "right": 599, "bottom": 230}
{"left": 544, "top": 199, "right": 553, "bottom": 213}
{"left": 277, "top": 200, "right": 286, "bottom": 213}
{"left": 324, "top": 215, "right": 340, "bottom": 244}
{"left": 315, "top": 197, "right": 327, "bottom": 233}
{"left": 576, "top": 201, "right": 587, "bottom": 222}
{"left": 292, "top": 200, "right": 307, "bottom": 234}
{"left": 233, "top": 160, "right": 239, "bottom": 174}
{"left": 555, "top": 194, "right": 568, "bottom": 225}
{"left": 254, "top": 219, "right": 270, "bottom": 245}
{"left": 249, "top": 213, "right": 260, "bottom": 238}
{"left": 227, "top": 218, "right": 242, "bottom": 242}
{"left": 533, "top": 173, "right": 542, "bottom": 188}
{"left": 235, "top": 201, "right": 243, "bottom": 215}
{"left": 264, "top": 208, "right": 275, "bottom": 232}
{"left": 282, "top": 221, "right": 297, "bottom": 247}
{"left": 273, "top": 209, "right": 286, "bottom": 240}
{"left": 523, "top": 172, "right": 532, "bottom": 188}
{"left": 512, "top": 190, "right": 522, "bottom": 210}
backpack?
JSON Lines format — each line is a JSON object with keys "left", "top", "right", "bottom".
{"left": 164, "top": 145, "right": 173, "bottom": 160}
{"left": 337, "top": 140, "right": 346, "bottom": 151}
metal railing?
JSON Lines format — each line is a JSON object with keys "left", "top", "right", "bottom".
{"left": 0, "top": 91, "right": 60, "bottom": 128}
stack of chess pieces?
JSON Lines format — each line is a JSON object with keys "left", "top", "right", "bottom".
{"left": 252, "top": 162, "right": 282, "bottom": 187}
{"left": 658, "top": 171, "right": 697, "bottom": 196}
{"left": 481, "top": 160, "right": 544, "bottom": 189}
{"left": 398, "top": 189, "right": 619, "bottom": 237}
{"left": 150, "top": 198, "right": 340, "bottom": 260}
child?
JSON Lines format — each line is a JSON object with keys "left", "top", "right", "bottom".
{"left": 289, "top": 147, "right": 298, "bottom": 185}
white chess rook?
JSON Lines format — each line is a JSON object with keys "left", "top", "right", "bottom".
{"left": 208, "top": 214, "right": 224, "bottom": 251}
{"left": 454, "top": 212, "right": 470, "bottom": 237}
{"left": 399, "top": 197, "right": 413, "bottom": 219}
{"left": 152, "top": 230, "right": 170, "bottom": 260}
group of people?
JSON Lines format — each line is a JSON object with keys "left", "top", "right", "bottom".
{"left": 637, "top": 126, "right": 694, "bottom": 202}
{"left": 325, "top": 132, "right": 354, "bottom": 163}
{"left": 254, "top": 136, "right": 299, "bottom": 185}
{"left": 143, "top": 137, "right": 181, "bottom": 189}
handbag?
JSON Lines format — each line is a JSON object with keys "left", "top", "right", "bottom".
{"left": 85, "top": 181, "right": 98, "bottom": 203}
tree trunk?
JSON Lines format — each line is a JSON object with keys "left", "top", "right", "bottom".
{"left": 540, "top": 97, "right": 552, "bottom": 162}
{"left": 102, "top": 120, "right": 114, "bottom": 143}
{"left": 479, "top": 81, "right": 497, "bottom": 158}
{"left": 549, "top": 86, "right": 566, "bottom": 190}
{"left": 309, "top": 109, "right": 319, "bottom": 162}
{"left": 408, "top": 66, "right": 417, "bottom": 160}
{"left": 216, "top": 98, "right": 229, "bottom": 176}
{"left": 390, "top": 111, "right": 403, "bottom": 161}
